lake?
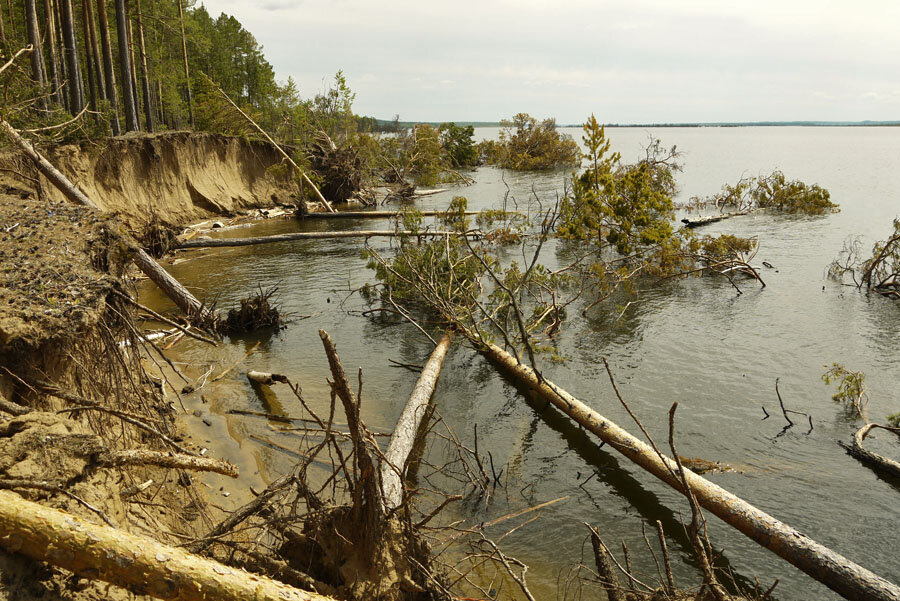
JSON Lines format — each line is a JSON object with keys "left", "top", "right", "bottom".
{"left": 141, "top": 126, "right": 900, "bottom": 600}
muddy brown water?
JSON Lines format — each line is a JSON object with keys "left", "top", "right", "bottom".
{"left": 140, "top": 126, "right": 900, "bottom": 600}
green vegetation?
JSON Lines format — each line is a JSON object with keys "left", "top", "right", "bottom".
{"left": 694, "top": 171, "right": 837, "bottom": 214}
{"left": 439, "top": 123, "right": 479, "bottom": 168}
{"left": 479, "top": 112, "right": 580, "bottom": 170}
{"left": 558, "top": 115, "right": 679, "bottom": 254}
{"left": 822, "top": 363, "right": 868, "bottom": 418}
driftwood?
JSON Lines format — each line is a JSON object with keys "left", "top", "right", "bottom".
{"left": 478, "top": 342, "right": 900, "bottom": 601}
{"left": 302, "top": 210, "right": 491, "bottom": 220}
{"left": 0, "top": 489, "right": 329, "bottom": 601}
{"left": 248, "top": 371, "right": 290, "bottom": 386}
{"left": 1, "top": 120, "right": 217, "bottom": 324}
{"left": 380, "top": 333, "right": 452, "bottom": 509}
{"left": 682, "top": 210, "right": 751, "bottom": 228}
{"left": 839, "top": 423, "right": 900, "bottom": 478}
{"left": 99, "top": 449, "right": 239, "bottom": 478}
{"left": 177, "top": 230, "right": 479, "bottom": 250}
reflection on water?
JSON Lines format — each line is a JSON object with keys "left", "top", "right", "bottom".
{"left": 141, "top": 127, "right": 900, "bottom": 599}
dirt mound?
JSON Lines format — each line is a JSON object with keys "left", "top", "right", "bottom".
{"left": 2, "top": 132, "right": 298, "bottom": 228}
{"left": 0, "top": 190, "right": 119, "bottom": 354}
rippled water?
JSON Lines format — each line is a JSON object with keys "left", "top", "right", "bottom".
{"left": 141, "top": 127, "right": 900, "bottom": 599}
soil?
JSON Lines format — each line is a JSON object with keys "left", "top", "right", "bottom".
{"left": 0, "top": 184, "right": 118, "bottom": 354}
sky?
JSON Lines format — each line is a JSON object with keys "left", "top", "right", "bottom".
{"left": 198, "top": 0, "right": 900, "bottom": 124}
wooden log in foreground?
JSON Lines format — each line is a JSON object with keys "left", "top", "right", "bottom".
{"left": 381, "top": 333, "right": 453, "bottom": 509}
{"left": 0, "top": 489, "right": 330, "bottom": 601}
{"left": 177, "top": 230, "right": 479, "bottom": 249}
{"left": 1, "top": 119, "right": 216, "bottom": 323}
{"left": 479, "top": 342, "right": 900, "bottom": 601}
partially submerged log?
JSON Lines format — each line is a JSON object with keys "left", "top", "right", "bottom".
{"left": 381, "top": 333, "right": 452, "bottom": 509}
{"left": 177, "top": 230, "right": 479, "bottom": 250}
{"left": 478, "top": 342, "right": 900, "bottom": 601}
{"left": 682, "top": 210, "right": 751, "bottom": 228}
{"left": 248, "top": 371, "right": 290, "bottom": 386}
{"left": 0, "top": 489, "right": 330, "bottom": 601}
{"left": 302, "top": 210, "right": 489, "bottom": 220}
{"left": 839, "top": 423, "right": 900, "bottom": 479}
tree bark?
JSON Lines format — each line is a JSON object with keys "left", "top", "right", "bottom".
{"left": 83, "top": 0, "right": 104, "bottom": 103}
{"left": 80, "top": 0, "right": 99, "bottom": 118}
{"left": 682, "top": 210, "right": 751, "bottom": 228}
{"left": 478, "top": 342, "right": 900, "bottom": 601}
{"left": 177, "top": 230, "right": 476, "bottom": 250}
{"left": 380, "top": 333, "right": 452, "bottom": 509}
{"left": 95, "top": 0, "right": 120, "bottom": 134}
{"left": 133, "top": 0, "right": 153, "bottom": 131}
{"left": 123, "top": 0, "right": 139, "bottom": 124}
{"left": 177, "top": 0, "right": 193, "bottom": 127}
{"left": 99, "top": 449, "right": 238, "bottom": 478}
{"left": 58, "top": 0, "right": 84, "bottom": 112}
{"left": 114, "top": 0, "right": 138, "bottom": 131}
{"left": 0, "top": 489, "right": 331, "bottom": 601}
{"left": 43, "top": 0, "right": 61, "bottom": 104}
{"left": 24, "top": 0, "right": 48, "bottom": 107}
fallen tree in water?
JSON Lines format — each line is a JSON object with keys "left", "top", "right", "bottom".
{"left": 829, "top": 218, "right": 900, "bottom": 300}
{"left": 177, "top": 229, "right": 481, "bottom": 249}
{"left": 0, "top": 489, "right": 330, "bottom": 601}
{"left": 839, "top": 423, "right": 900, "bottom": 479}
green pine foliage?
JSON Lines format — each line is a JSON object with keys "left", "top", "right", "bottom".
{"left": 479, "top": 112, "right": 580, "bottom": 170}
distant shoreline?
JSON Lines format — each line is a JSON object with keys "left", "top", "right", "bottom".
{"left": 380, "top": 120, "right": 900, "bottom": 129}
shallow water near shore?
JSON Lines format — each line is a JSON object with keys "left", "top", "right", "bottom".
{"left": 141, "top": 126, "right": 900, "bottom": 599}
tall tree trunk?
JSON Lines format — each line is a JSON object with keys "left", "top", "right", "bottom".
{"left": 43, "top": 0, "right": 62, "bottom": 105}
{"left": 124, "top": 0, "right": 139, "bottom": 124}
{"left": 84, "top": 0, "right": 104, "bottom": 102}
{"left": 133, "top": 0, "right": 152, "bottom": 131}
{"left": 53, "top": 0, "right": 70, "bottom": 111}
{"left": 0, "top": 4, "right": 6, "bottom": 50}
{"left": 24, "top": 0, "right": 49, "bottom": 108}
{"left": 156, "top": 78, "right": 165, "bottom": 127}
{"left": 80, "top": 0, "right": 99, "bottom": 119}
{"left": 177, "top": 0, "right": 193, "bottom": 127}
{"left": 5, "top": 0, "right": 16, "bottom": 42}
{"left": 59, "top": 0, "right": 84, "bottom": 112}
{"left": 95, "top": 0, "right": 120, "bottom": 134}
{"left": 114, "top": 0, "right": 138, "bottom": 131}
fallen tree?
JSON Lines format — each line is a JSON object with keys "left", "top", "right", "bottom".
{"left": 380, "top": 333, "right": 453, "bottom": 510}
{"left": 0, "top": 489, "right": 331, "bottom": 601}
{"left": 177, "top": 229, "right": 480, "bottom": 249}
{"left": 477, "top": 340, "right": 900, "bottom": 601}
{"left": 682, "top": 210, "right": 752, "bottom": 228}
{"left": 302, "top": 210, "right": 492, "bottom": 219}
{"left": 839, "top": 423, "right": 900, "bottom": 479}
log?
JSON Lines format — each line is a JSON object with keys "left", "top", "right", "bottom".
{"left": 302, "top": 210, "right": 490, "bottom": 220}
{"left": 248, "top": 371, "right": 290, "bottom": 386}
{"left": 478, "top": 342, "right": 900, "bottom": 601}
{"left": 1, "top": 119, "right": 216, "bottom": 323}
{"left": 681, "top": 210, "right": 750, "bottom": 228}
{"left": 380, "top": 333, "right": 452, "bottom": 509}
{"left": 99, "top": 449, "right": 239, "bottom": 478}
{"left": 177, "top": 230, "right": 478, "bottom": 250}
{"left": 0, "top": 489, "right": 330, "bottom": 601}
{"left": 839, "top": 423, "right": 900, "bottom": 478}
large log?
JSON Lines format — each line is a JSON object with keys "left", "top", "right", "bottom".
{"left": 1, "top": 119, "right": 216, "bottom": 323}
{"left": 302, "top": 210, "right": 490, "bottom": 219}
{"left": 478, "top": 342, "right": 900, "bottom": 601}
{"left": 0, "top": 489, "right": 330, "bottom": 601}
{"left": 380, "top": 333, "right": 452, "bottom": 509}
{"left": 177, "top": 230, "right": 479, "bottom": 250}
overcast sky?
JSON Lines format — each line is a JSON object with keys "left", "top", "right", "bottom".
{"left": 198, "top": 0, "right": 900, "bottom": 124}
